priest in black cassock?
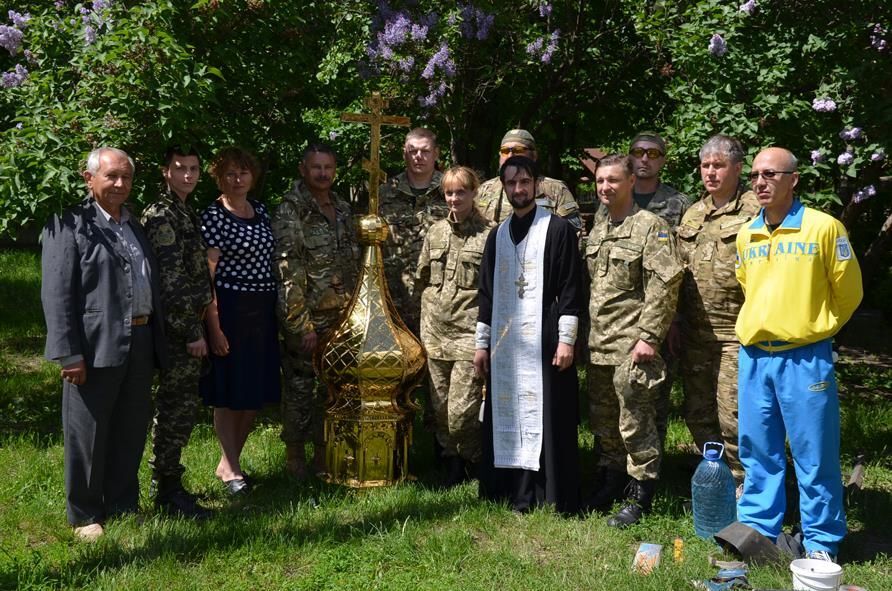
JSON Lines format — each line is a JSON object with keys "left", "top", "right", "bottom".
{"left": 473, "top": 155, "right": 582, "bottom": 515}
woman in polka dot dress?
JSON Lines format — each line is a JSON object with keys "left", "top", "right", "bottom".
{"left": 201, "top": 147, "right": 281, "bottom": 495}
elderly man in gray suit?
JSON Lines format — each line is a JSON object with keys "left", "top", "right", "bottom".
{"left": 41, "top": 147, "right": 168, "bottom": 541}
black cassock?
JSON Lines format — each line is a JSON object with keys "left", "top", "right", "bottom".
{"left": 477, "top": 205, "right": 581, "bottom": 515}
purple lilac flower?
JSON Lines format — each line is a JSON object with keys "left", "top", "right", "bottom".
{"left": 812, "top": 97, "right": 837, "bottom": 112}
{"left": 526, "top": 37, "right": 544, "bottom": 56}
{"left": 0, "top": 25, "right": 23, "bottom": 56}
{"left": 421, "top": 43, "right": 454, "bottom": 79}
{"left": 419, "top": 81, "right": 447, "bottom": 108}
{"left": 379, "top": 44, "right": 394, "bottom": 60}
{"left": 92, "top": 0, "right": 112, "bottom": 12}
{"left": 871, "top": 149, "right": 886, "bottom": 162}
{"left": 397, "top": 56, "right": 415, "bottom": 72}
{"left": 870, "top": 24, "right": 887, "bottom": 51}
{"left": 55, "top": 0, "right": 65, "bottom": 9}
{"left": 446, "top": 13, "right": 457, "bottom": 26}
{"left": 708, "top": 34, "right": 728, "bottom": 56}
{"left": 84, "top": 25, "right": 96, "bottom": 45}
{"left": 459, "top": 5, "right": 475, "bottom": 38}
{"left": 837, "top": 152, "right": 854, "bottom": 166}
{"left": 852, "top": 185, "right": 877, "bottom": 204}
{"left": 476, "top": 11, "right": 494, "bottom": 40}
{"left": 541, "top": 30, "right": 560, "bottom": 63}
{"left": 839, "top": 127, "right": 863, "bottom": 141}
{"left": 381, "top": 13, "right": 410, "bottom": 46}
{"left": 739, "top": 0, "right": 756, "bottom": 15}
{"left": 8, "top": 11, "right": 31, "bottom": 28}
{"left": 539, "top": 3, "right": 553, "bottom": 17}
{"left": 810, "top": 150, "right": 824, "bottom": 166}
{"left": 410, "top": 23, "right": 428, "bottom": 41}
{"left": 328, "top": 131, "right": 339, "bottom": 141}
{"left": 1, "top": 63, "right": 28, "bottom": 88}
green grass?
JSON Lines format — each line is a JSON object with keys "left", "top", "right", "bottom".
{"left": 1, "top": 248, "right": 891, "bottom": 590}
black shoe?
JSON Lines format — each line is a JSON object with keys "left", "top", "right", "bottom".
{"left": 157, "top": 488, "right": 212, "bottom": 519}
{"left": 607, "top": 479, "right": 656, "bottom": 529}
{"left": 443, "top": 456, "right": 468, "bottom": 488}
{"left": 585, "top": 468, "right": 629, "bottom": 513}
{"left": 223, "top": 477, "right": 249, "bottom": 497}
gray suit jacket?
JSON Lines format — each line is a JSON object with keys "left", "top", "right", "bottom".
{"left": 41, "top": 196, "right": 169, "bottom": 369}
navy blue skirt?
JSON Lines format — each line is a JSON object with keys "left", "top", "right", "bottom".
{"left": 201, "top": 286, "right": 281, "bottom": 410}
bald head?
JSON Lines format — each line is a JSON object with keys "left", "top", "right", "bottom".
{"left": 756, "top": 147, "right": 798, "bottom": 171}
{"left": 751, "top": 146, "right": 799, "bottom": 224}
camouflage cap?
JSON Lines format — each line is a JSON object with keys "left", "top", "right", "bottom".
{"left": 501, "top": 129, "right": 536, "bottom": 150}
{"left": 630, "top": 131, "right": 667, "bottom": 153}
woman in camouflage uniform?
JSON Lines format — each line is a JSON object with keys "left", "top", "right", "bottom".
{"left": 416, "top": 166, "right": 495, "bottom": 486}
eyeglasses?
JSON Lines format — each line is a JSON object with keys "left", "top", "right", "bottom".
{"left": 629, "top": 147, "right": 664, "bottom": 159}
{"left": 747, "top": 170, "right": 796, "bottom": 182}
{"left": 499, "top": 145, "right": 530, "bottom": 156}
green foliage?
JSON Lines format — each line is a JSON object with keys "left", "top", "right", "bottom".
{"left": 0, "top": 0, "right": 890, "bottom": 237}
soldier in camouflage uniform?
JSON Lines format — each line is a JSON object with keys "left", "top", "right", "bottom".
{"left": 476, "top": 129, "right": 582, "bottom": 230}
{"left": 628, "top": 132, "right": 691, "bottom": 445}
{"left": 272, "top": 143, "right": 360, "bottom": 479}
{"left": 141, "top": 147, "right": 213, "bottom": 517}
{"left": 379, "top": 128, "right": 447, "bottom": 336}
{"left": 583, "top": 154, "right": 683, "bottom": 528}
{"left": 677, "top": 135, "right": 760, "bottom": 481}
{"left": 416, "top": 166, "right": 495, "bottom": 486}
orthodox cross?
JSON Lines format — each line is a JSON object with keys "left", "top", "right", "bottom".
{"left": 515, "top": 274, "right": 528, "bottom": 299}
{"left": 340, "top": 92, "right": 411, "bottom": 214}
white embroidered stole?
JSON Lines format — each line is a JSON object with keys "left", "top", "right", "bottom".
{"left": 490, "top": 206, "right": 551, "bottom": 471}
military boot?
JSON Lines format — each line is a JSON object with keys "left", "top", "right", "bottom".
{"left": 443, "top": 456, "right": 468, "bottom": 488}
{"left": 607, "top": 479, "right": 656, "bottom": 528}
{"left": 585, "top": 468, "right": 629, "bottom": 513}
{"left": 285, "top": 443, "right": 307, "bottom": 479}
{"left": 155, "top": 476, "right": 211, "bottom": 519}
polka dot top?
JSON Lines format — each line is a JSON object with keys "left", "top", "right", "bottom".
{"left": 201, "top": 198, "right": 276, "bottom": 292}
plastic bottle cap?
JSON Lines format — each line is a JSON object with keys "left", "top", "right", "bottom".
{"left": 704, "top": 449, "right": 720, "bottom": 460}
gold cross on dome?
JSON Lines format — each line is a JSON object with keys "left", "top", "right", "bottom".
{"left": 340, "top": 92, "right": 411, "bottom": 214}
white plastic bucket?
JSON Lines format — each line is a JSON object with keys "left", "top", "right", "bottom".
{"left": 790, "top": 558, "right": 843, "bottom": 591}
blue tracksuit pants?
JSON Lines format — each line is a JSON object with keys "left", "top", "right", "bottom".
{"left": 737, "top": 339, "right": 845, "bottom": 554}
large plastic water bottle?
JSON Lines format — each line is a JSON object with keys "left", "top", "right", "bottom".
{"left": 691, "top": 442, "right": 736, "bottom": 540}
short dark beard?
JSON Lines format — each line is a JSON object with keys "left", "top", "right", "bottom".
{"left": 508, "top": 192, "right": 535, "bottom": 210}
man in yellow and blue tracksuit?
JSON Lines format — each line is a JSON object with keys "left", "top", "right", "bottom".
{"left": 735, "top": 147, "right": 862, "bottom": 563}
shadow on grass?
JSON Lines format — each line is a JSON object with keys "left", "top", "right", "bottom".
{"left": 3, "top": 476, "right": 478, "bottom": 589}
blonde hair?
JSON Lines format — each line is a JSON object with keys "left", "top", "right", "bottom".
{"left": 441, "top": 165, "right": 481, "bottom": 194}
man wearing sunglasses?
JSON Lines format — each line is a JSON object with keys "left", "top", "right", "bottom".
{"left": 476, "top": 129, "right": 581, "bottom": 230}
{"left": 628, "top": 132, "right": 690, "bottom": 229}
{"left": 735, "top": 147, "right": 862, "bottom": 563}
{"left": 629, "top": 132, "right": 690, "bottom": 449}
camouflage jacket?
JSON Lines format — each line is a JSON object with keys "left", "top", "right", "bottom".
{"left": 140, "top": 190, "right": 212, "bottom": 343}
{"left": 583, "top": 204, "right": 683, "bottom": 364}
{"left": 416, "top": 210, "right": 495, "bottom": 361}
{"left": 378, "top": 170, "right": 447, "bottom": 328}
{"left": 635, "top": 182, "right": 691, "bottom": 229}
{"left": 476, "top": 175, "right": 582, "bottom": 229}
{"left": 677, "top": 188, "right": 761, "bottom": 341}
{"left": 271, "top": 180, "right": 360, "bottom": 339}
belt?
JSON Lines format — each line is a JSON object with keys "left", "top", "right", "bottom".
{"left": 753, "top": 340, "right": 797, "bottom": 352}
{"left": 131, "top": 315, "right": 151, "bottom": 327}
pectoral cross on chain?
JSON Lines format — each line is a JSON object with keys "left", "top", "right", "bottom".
{"left": 515, "top": 273, "right": 528, "bottom": 299}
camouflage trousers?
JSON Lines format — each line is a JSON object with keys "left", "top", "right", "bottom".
{"left": 150, "top": 340, "right": 203, "bottom": 484}
{"left": 588, "top": 358, "right": 665, "bottom": 481}
{"left": 280, "top": 338, "right": 326, "bottom": 446}
{"left": 427, "top": 358, "right": 484, "bottom": 463}
{"left": 681, "top": 339, "right": 743, "bottom": 479}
